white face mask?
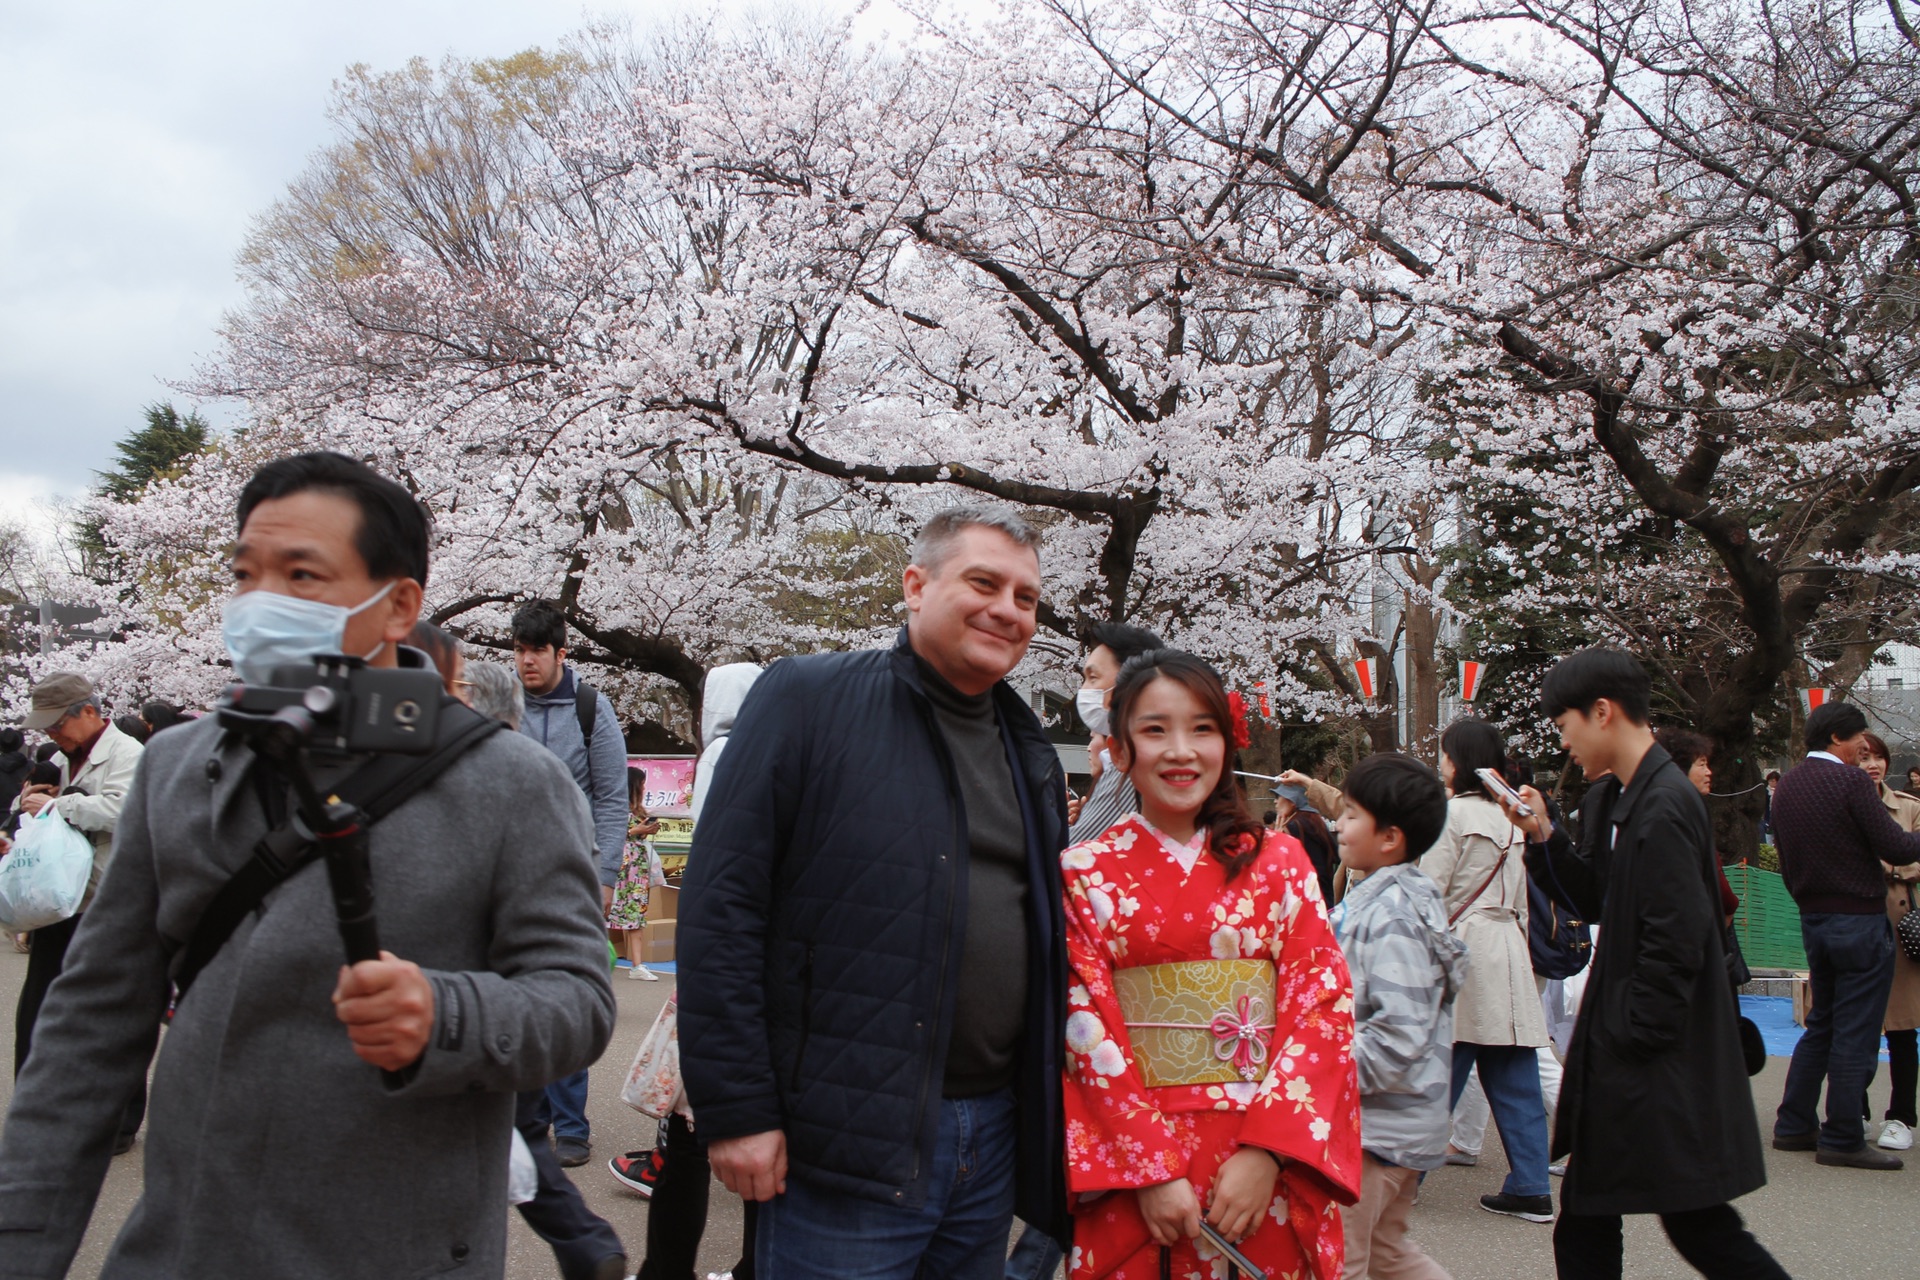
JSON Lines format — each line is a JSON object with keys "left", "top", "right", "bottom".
{"left": 1076, "top": 687, "right": 1111, "bottom": 738}
{"left": 222, "top": 582, "right": 395, "bottom": 685}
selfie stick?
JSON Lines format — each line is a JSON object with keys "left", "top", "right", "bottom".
{"left": 225, "top": 702, "right": 384, "bottom": 965}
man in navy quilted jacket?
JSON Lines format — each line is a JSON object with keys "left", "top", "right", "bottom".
{"left": 1771, "top": 700, "right": 1920, "bottom": 1169}
{"left": 679, "top": 505, "right": 1072, "bottom": 1279}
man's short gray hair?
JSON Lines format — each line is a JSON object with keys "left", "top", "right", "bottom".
{"left": 464, "top": 661, "right": 525, "bottom": 730}
{"left": 909, "top": 505, "right": 1043, "bottom": 575}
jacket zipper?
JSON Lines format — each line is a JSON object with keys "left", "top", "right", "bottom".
{"left": 909, "top": 698, "right": 965, "bottom": 1192}
{"left": 791, "top": 943, "right": 816, "bottom": 1091}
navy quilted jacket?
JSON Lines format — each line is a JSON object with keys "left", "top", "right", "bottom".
{"left": 678, "top": 630, "right": 1072, "bottom": 1244}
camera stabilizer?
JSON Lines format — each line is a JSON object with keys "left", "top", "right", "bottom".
{"left": 215, "top": 656, "right": 446, "bottom": 966}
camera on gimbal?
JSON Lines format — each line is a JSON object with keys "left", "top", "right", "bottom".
{"left": 213, "top": 655, "right": 455, "bottom": 975}
{"left": 219, "top": 656, "right": 446, "bottom": 755}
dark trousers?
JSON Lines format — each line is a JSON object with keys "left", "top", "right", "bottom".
{"left": 638, "top": 1112, "right": 755, "bottom": 1280}
{"left": 1886, "top": 1029, "right": 1918, "bottom": 1128}
{"left": 16, "top": 915, "right": 144, "bottom": 1143}
{"left": 1553, "top": 1204, "right": 1790, "bottom": 1279}
{"left": 515, "top": 1089, "right": 624, "bottom": 1279}
{"left": 1776, "top": 912, "right": 1896, "bottom": 1151}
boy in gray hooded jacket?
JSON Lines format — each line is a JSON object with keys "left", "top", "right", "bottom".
{"left": 1334, "top": 754, "right": 1470, "bottom": 1280}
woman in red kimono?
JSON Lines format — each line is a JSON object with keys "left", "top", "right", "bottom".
{"left": 1062, "top": 650, "right": 1361, "bottom": 1280}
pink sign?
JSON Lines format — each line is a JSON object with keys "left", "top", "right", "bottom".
{"left": 628, "top": 756, "right": 696, "bottom": 818}
{"left": 629, "top": 756, "right": 698, "bottom": 817}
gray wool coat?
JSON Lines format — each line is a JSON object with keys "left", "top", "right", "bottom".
{"left": 0, "top": 711, "right": 617, "bottom": 1279}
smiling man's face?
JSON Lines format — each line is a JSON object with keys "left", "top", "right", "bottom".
{"left": 903, "top": 525, "right": 1041, "bottom": 696}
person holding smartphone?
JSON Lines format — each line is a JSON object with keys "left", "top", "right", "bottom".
{"left": 1423, "top": 719, "right": 1555, "bottom": 1224}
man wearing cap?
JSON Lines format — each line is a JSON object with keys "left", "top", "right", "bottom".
{"left": 14, "top": 673, "right": 147, "bottom": 1148}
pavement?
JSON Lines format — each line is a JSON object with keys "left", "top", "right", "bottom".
{"left": 3, "top": 945, "right": 1918, "bottom": 1278}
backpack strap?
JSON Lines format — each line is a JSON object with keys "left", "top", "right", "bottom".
{"left": 170, "top": 702, "right": 503, "bottom": 999}
{"left": 574, "top": 678, "right": 598, "bottom": 749}
{"left": 573, "top": 677, "right": 600, "bottom": 797}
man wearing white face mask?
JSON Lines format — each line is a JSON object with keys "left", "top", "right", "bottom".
{"left": 0, "top": 451, "right": 620, "bottom": 1280}
{"left": 1065, "top": 621, "right": 1164, "bottom": 846}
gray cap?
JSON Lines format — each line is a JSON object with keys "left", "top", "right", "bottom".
{"left": 23, "top": 671, "right": 94, "bottom": 730}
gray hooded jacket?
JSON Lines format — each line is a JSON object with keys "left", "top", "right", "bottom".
{"left": 519, "top": 666, "right": 628, "bottom": 886}
{"left": 1340, "top": 861, "right": 1471, "bottom": 1170}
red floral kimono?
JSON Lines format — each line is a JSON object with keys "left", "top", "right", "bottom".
{"left": 1062, "top": 816, "right": 1362, "bottom": 1280}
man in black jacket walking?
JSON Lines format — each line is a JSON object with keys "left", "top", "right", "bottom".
{"left": 679, "top": 506, "right": 1071, "bottom": 1280}
{"left": 1507, "top": 649, "right": 1787, "bottom": 1280}
{"left": 1770, "top": 700, "right": 1920, "bottom": 1169}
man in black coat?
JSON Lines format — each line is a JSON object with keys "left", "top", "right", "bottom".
{"left": 1505, "top": 649, "right": 1788, "bottom": 1280}
{"left": 679, "top": 505, "right": 1071, "bottom": 1279}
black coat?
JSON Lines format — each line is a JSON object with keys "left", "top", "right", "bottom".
{"left": 679, "top": 629, "right": 1072, "bottom": 1245}
{"left": 1527, "top": 743, "right": 1766, "bottom": 1216}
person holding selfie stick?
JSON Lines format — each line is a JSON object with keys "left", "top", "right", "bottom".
{"left": 1508, "top": 649, "right": 1786, "bottom": 1280}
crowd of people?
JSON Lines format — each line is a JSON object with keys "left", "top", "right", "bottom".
{"left": 0, "top": 450, "right": 1913, "bottom": 1280}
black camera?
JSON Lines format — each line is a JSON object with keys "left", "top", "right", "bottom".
{"left": 220, "top": 656, "right": 445, "bottom": 755}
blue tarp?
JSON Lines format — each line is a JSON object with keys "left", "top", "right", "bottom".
{"left": 1742, "top": 994, "right": 1804, "bottom": 1058}
{"left": 1741, "top": 993, "right": 1889, "bottom": 1061}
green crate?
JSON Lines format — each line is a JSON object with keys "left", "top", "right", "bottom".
{"left": 1726, "top": 865, "right": 1807, "bottom": 971}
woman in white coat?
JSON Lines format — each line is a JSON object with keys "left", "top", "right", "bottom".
{"left": 1425, "top": 719, "right": 1555, "bottom": 1223}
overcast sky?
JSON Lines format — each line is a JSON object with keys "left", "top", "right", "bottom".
{"left": 0, "top": 0, "right": 812, "bottom": 521}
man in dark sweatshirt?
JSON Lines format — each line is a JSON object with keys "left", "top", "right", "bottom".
{"left": 678, "top": 506, "right": 1071, "bottom": 1279}
{"left": 1772, "top": 700, "right": 1920, "bottom": 1168}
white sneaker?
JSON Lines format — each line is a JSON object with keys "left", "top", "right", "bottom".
{"left": 626, "top": 964, "right": 660, "bottom": 982}
{"left": 1879, "top": 1119, "right": 1913, "bottom": 1151}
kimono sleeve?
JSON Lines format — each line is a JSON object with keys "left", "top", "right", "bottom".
{"left": 1061, "top": 847, "right": 1189, "bottom": 1192}
{"left": 1238, "top": 843, "right": 1363, "bottom": 1206}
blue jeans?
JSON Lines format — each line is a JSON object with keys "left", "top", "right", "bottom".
{"left": 758, "top": 1090, "right": 1017, "bottom": 1280}
{"left": 1450, "top": 1043, "right": 1551, "bottom": 1197}
{"left": 546, "top": 1069, "right": 591, "bottom": 1142}
{"left": 1004, "top": 1222, "right": 1063, "bottom": 1280}
{"left": 1777, "top": 912, "right": 1896, "bottom": 1152}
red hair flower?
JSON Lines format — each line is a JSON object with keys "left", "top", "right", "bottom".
{"left": 1225, "top": 691, "right": 1252, "bottom": 750}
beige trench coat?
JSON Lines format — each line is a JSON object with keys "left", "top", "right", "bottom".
{"left": 1422, "top": 793, "right": 1548, "bottom": 1047}
{"left": 1880, "top": 783, "right": 1920, "bottom": 1032}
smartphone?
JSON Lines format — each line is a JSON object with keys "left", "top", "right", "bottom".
{"left": 1197, "top": 1222, "right": 1267, "bottom": 1280}
{"left": 1475, "top": 766, "right": 1535, "bottom": 820}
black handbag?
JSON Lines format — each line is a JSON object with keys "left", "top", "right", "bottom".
{"left": 1898, "top": 883, "right": 1920, "bottom": 964}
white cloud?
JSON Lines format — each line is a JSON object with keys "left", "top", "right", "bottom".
{"left": 0, "top": 0, "right": 741, "bottom": 493}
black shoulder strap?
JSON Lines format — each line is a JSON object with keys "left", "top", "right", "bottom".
{"left": 170, "top": 702, "right": 503, "bottom": 998}
{"left": 574, "top": 678, "right": 598, "bottom": 755}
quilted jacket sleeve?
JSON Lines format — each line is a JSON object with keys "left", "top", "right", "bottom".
{"left": 678, "top": 659, "right": 806, "bottom": 1143}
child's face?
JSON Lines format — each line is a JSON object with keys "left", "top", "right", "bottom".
{"left": 1336, "top": 801, "right": 1407, "bottom": 872}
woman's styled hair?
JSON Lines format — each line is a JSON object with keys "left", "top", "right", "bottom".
{"left": 628, "top": 766, "right": 648, "bottom": 807}
{"left": 1439, "top": 719, "right": 1508, "bottom": 801}
{"left": 1108, "top": 649, "right": 1264, "bottom": 880}
{"left": 1860, "top": 732, "right": 1893, "bottom": 765}
{"left": 1655, "top": 727, "right": 1715, "bottom": 775}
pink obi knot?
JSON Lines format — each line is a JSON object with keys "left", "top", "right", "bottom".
{"left": 1209, "top": 995, "right": 1275, "bottom": 1080}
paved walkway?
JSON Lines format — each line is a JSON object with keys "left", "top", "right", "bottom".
{"left": 2, "top": 949, "right": 1916, "bottom": 1277}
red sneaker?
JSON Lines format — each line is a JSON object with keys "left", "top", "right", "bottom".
{"left": 608, "top": 1148, "right": 664, "bottom": 1197}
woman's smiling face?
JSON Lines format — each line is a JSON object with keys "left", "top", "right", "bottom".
{"left": 1113, "top": 674, "right": 1226, "bottom": 837}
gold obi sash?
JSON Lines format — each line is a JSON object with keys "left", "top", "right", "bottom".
{"left": 1114, "top": 959, "right": 1277, "bottom": 1087}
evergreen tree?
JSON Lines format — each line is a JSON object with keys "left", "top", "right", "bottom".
{"left": 96, "top": 404, "right": 210, "bottom": 500}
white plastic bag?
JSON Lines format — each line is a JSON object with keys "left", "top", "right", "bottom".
{"left": 507, "top": 1128, "right": 538, "bottom": 1205}
{"left": 0, "top": 806, "right": 93, "bottom": 932}
{"left": 621, "top": 988, "right": 686, "bottom": 1118}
